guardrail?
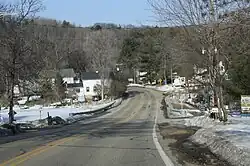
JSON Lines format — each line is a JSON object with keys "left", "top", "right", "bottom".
{"left": 70, "top": 101, "right": 116, "bottom": 116}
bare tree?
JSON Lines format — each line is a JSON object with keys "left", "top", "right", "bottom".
{"left": 84, "top": 29, "right": 119, "bottom": 100}
{"left": 0, "top": 0, "right": 44, "bottom": 123}
{"left": 148, "top": 0, "right": 250, "bottom": 121}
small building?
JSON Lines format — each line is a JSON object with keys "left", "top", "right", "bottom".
{"left": 66, "top": 82, "right": 85, "bottom": 102}
{"left": 59, "top": 68, "right": 76, "bottom": 84}
{"left": 81, "top": 72, "right": 101, "bottom": 99}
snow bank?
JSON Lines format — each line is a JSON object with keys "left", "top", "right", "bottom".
{"left": 191, "top": 126, "right": 250, "bottom": 166}
{"left": 169, "top": 109, "right": 194, "bottom": 118}
{"left": 183, "top": 115, "right": 250, "bottom": 166}
{"left": 184, "top": 115, "right": 219, "bottom": 128}
{"left": 127, "top": 83, "right": 144, "bottom": 87}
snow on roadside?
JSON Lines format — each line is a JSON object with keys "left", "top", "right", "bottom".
{"left": 169, "top": 109, "right": 194, "bottom": 118}
{"left": 161, "top": 86, "right": 250, "bottom": 165}
{"left": 182, "top": 115, "right": 250, "bottom": 166}
{"left": 0, "top": 101, "right": 115, "bottom": 124}
{"left": 184, "top": 115, "right": 220, "bottom": 128}
{"left": 127, "top": 83, "right": 144, "bottom": 87}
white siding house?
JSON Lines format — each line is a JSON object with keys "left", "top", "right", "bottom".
{"left": 82, "top": 79, "right": 101, "bottom": 97}
{"left": 81, "top": 72, "right": 102, "bottom": 99}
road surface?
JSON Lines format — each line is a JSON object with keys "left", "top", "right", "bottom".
{"left": 0, "top": 87, "right": 171, "bottom": 166}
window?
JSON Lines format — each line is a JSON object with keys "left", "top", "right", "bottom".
{"left": 86, "top": 87, "right": 90, "bottom": 92}
{"left": 93, "top": 86, "right": 97, "bottom": 92}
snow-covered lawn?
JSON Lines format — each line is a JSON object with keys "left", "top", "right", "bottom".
{"left": 0, "top": 101, "right": 115, "bottom": 124}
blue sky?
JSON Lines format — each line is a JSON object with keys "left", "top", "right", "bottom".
{"left": 38, "top": 0, "right": 157, "bottom": 27}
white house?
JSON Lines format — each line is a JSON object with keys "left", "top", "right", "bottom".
{"left": 66, "top": 82, "right": 85, "bottom": 102}
{"left": 81, "top": 72, "right": 102, "bottom": 99}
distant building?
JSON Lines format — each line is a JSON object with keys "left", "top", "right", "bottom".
{"left": 173, "top": 76, "right": 185, "bottom": 87}
{"left": 80, "top": 72, "right": 101, "bottom": 99}
{"left": 59, "top": 68, "right": 76, "bottom": 84}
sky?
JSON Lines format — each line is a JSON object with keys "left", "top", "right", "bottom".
{"left": 38, "top": 0, "right": 157, "bottom": 27}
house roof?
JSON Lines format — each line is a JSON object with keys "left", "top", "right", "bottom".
{"left": 67, "top": 83, "right": 83, "bottom": 88}
{"left": 40, "top": 68, "right": 76, "bottom": 79}
{"left": 81, "top": 72, "right": 100, "bottom": 80}
{"left": 59, "top": 68, "right": 76, "bottom": 78}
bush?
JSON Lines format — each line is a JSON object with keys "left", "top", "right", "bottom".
{"left": 110, "top": 80, "right": 127, "bottom": 98}
{"left": 0, "top": 96, "right": 8, "bottom": 108}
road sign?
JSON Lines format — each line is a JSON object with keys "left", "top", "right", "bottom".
{"left": 158, "top": 79, "right": 162, "bottom": 85}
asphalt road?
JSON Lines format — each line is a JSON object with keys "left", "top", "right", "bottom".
{"left": 0, "top": 87, "right": 168, "bottom": 166}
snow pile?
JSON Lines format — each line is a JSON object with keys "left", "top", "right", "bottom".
{"left": 169, "top": 109, "right": 194, "bottom": 118}
{"left": 191, "top": 124, "right": 250, "bottom": 166}
{"left": 192, "top": 128, "right": 250, "bottom": 166}
{"left": 184, "top": 115, "right": 250, "bottom": 166}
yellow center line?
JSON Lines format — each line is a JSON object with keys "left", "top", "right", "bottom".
{"left": 0, "top": 136, "right": 80, "bottom": 166}
{"left": 10, "top": 137, "right": 76, "bottom": 166}
{"left": 1, "top": 92, "right": 150, "bottom": 166}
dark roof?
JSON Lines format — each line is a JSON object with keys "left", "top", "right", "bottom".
{"left": 59, "top": 68, "right": 76, "bottom": 78}
{"left": 81, "top": 72, "right": 100, "bottom": 80}
{"left": 67, "top": 83, "right": 83, "bottom": 88}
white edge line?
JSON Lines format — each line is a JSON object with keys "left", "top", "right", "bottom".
{"left": 153, "top": 101, "right": 175, "bottom": 166}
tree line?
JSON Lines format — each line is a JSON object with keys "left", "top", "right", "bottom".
{"left": 1, "top": 0, "right": 250, "bottom": 123}
{"left": 146, "top": 0, "right": 250, "bottom": 121}
{"left": 0, "top": 0, "right": 127, "bottom": 123}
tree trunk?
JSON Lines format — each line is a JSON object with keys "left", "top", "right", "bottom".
{"left": 219, "top": 86, "right": 227, "bottom": 122}
{"left": 101, "top": 79, "right": 104, "bottom": 101}
{"left": 216, "top": 87, "right": 222, "bottom": 120}
{"left": 133, "top": 68, "right": 136, "bottom": 84}
{"left": 9, "top": 72, "right": 15, "bottom": 124}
